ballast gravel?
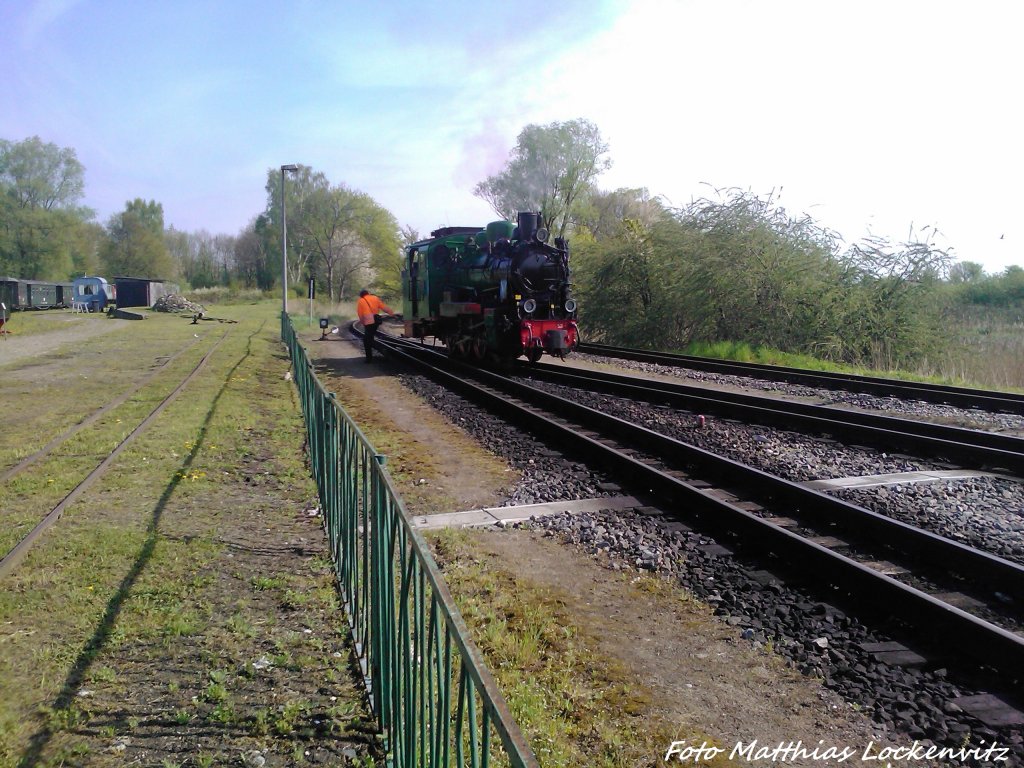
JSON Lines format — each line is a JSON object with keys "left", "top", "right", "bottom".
{"left": 517, "top": 376, "right": 1024, "bottom": 566}
{"left": 522, "top": 509, "right": 1024, "bottom": 765}
{"left": 833, "top": 476, "right": 1024, "bottom": 566}
{"left": 576, "top": 352, "right": 1024, "bottom": 435}
{"left": 396, "top": 368, "right": 1024, "bottom": 764}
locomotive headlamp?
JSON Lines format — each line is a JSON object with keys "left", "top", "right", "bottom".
{"left": 522, "top": 298, "right": 537, "bottom": 314}
{"left": 564, "top": 299, "right": 577, "bottom": 313}
{"left": 535, "top": 227, "right": 549, "bottom": 243}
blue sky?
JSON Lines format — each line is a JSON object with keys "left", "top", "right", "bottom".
{"left": 2, "top": 0, "right": 1021, "bottom": 272}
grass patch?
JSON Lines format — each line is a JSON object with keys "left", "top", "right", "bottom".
{"left": 0, "top": 309, "right": 90, "bottom": 339}
{"left": 0, "top": 313, "right": 213, "bottom": 472}
{"left": 0, "top": 301, "right": 378, "bottom": 766}
{"left": 428, "top": 529, "right": 737, "bottom": 767}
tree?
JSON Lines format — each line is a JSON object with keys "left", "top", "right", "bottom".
{"left": 0, "top": 201, "right": 76, "bottom": 279}
{"left": 948, "top": 260, "right": 985, "bottom": 283}
{"left": 166, "top": 227, "right": 235, "bottom": 289}
{"left": 0, "top": 136, "right": 86, "bottom": 212}
{"left": 474, "top": 118, "right": 611, "bottom": 239}
{"left": 573, "top": 188, "right": 880, "bottom": 357}
{"left": 575, "top": 217, "right": 661, "bottom": 345}
{"left": 573, "top": 187, "right": 667, "bottom": 243}
{"left": 300, "top": 186, "right": 367, "bottom": 302}
{"left": 263, "top": 165, "right": 330, "bottom": 293}
{"left": 68, "top": 220, "right": 105, "bottom": 277}
{"left": 0, "top": 136, "right": 93, "bottom": 279}
{"left": 102, "top": 199, "right": 175, "bottom": 278}
{"left": 262, "top": 166, "right": 400, "bottom": 301}
{"left": 234, "top": 216, "right": 276, "bottom": 290}
{"left": 829, "top": 230, "right": 953, "bottom": 367}
{"left": 297, "top": 185, "right": 400, "bottom": 301}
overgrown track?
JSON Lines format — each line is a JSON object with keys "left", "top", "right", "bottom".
{"left": 579, "top": 342, "right": 1024, "bottom": 414}
{"left": 366, "top": 328, "right": 1024, "bottom": 699}
{"left": 0, "top": 336, "right": 201, "bottom": 484}
{"left": 0, "top": 333, "right": 227, "bottom": 579}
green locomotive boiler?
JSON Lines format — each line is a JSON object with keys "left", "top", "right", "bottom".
{"left": 401, "top": 211, "right": 579, "bottom": 362}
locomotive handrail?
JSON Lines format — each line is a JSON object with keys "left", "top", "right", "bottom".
{"left": 281, "top": 312, "right": 538, "bottom": 768}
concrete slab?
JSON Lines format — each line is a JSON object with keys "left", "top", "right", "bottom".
{"left": 411, "top": 495, "right": 642, "bottom": 530}
{"left": 802, "top": 469, "right": 1003, "bottom": 491}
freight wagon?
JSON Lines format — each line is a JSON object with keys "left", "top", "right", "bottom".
{"left": 0, "top": 277, "right": 80, "bottom": 310}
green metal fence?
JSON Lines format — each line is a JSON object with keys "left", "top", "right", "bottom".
{"left": 282, "top": 314, "right": 538, "bottom": 768}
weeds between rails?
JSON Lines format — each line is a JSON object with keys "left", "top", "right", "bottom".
{"left": 0, "top": 333, "right": 227, "bottom": 579}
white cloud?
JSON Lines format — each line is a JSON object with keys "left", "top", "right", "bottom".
{"left": 3, "top": 0, "right": 1020, "bottom": 271}
{"left": 513, "top": 0, "right": 1024, "bottom": 271}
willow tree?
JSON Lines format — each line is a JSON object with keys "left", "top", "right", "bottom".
{"left": 574, "top": 189, "right": 848, "bottom": 353}
{"left": 832, "top": 232, "right": 953, "bottom": 367}
{"left": 474, "top": 118, "right": 611, "bottom": 239}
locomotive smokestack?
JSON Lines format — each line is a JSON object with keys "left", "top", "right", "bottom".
{"left": 517, "top": 211, "right": 539, "bottom": 241}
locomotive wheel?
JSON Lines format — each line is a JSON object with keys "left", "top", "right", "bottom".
{"left": 526, "top": 347, "right": 543, "bottom": 364}
{"left": 446, "top": 336, "right": 462, "bottom": 358}
{"left": 471, "top": 337, "right": 486, "bottom": 361}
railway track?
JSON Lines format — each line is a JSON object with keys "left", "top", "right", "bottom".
{"left": 361, "top": 328, "right": 1024, "bottom": 704}
{"left": 0, "top": 333, "right": 227, "bottom": 579}
{"left": 0, "top": 336, "right": 202, "bottom": 484}
{"left": 579, "top": 341, "right": 1024, "bottom": 415}
{"left": 516, "top": 359, "right": 1024, "bottom": 475}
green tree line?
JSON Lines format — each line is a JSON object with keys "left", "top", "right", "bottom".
{"left": 4, "top": 128, "right": 1021, "bottom": 374}
{"left": 473, "top": 119, "right": 1022, "bottom": 371}
{"left": 1, "top": 137, "right": 401, "bottom": 304}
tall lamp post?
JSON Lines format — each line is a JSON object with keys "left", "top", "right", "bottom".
{"left": 280, "top": 164, "right": 299, "bottom": 317}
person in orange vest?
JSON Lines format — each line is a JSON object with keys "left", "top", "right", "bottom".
{"left": 356, "top": 289, "right": 395, "bottom": 362}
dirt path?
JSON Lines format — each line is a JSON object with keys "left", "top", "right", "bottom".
{"left": 308, "top": 333, "right": 514, "bottom": 514}
{"left": 0, "top": 314, "right": 130, "bottom": 367}
{"left": 475, "top": 531, "right": 897, "bottom": 766}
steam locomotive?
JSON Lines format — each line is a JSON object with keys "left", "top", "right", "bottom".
{"left": 401, "top": 212, "right": 578, "bottom": 363}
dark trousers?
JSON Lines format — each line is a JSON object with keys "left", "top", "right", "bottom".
{"left": 363, "top": 322, "right": 378, "bottom": 360}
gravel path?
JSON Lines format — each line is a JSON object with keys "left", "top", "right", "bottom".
{"left": 0, "top": 314, "right": 128, "bottom": 367}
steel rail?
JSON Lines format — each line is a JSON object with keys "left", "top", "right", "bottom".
{"left": 0, "top": 335, "right": 203, "bottom": 484}
{"left": 579, "top": 341, "right": 1024, "bottom": 414}
{"left": 0, "top": 333, "right": 227, "bottom": 580}
{"left": 368, "top": 330, "right": 1024, "bottom": 685}
{"left": 386, "top": 336, "right": 1024, "bottom": 604}
{"left": 516, "top": 361, "right": 1024, "bottom": 475}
